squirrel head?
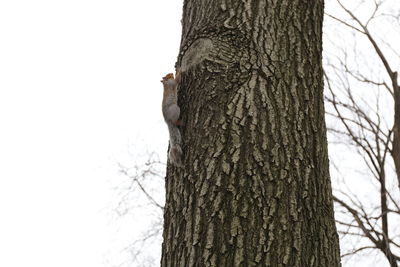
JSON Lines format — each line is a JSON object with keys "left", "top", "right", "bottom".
{"left": 161, "top": 73, "right": 177, "bottom": 88}
{"left": 161, "top": 73, "right": 174, "bottom": 83}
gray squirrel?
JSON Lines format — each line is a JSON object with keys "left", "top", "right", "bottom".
{"left": 160, "top": 70, "right": 183, "bottom": 167}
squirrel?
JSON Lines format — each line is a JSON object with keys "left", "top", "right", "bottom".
{"left": 161, "top": 70, "right": 183, "bottom": 167}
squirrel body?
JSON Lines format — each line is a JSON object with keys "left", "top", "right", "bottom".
{"left": 161, "top": 71, "right": 183, "bottom": 167}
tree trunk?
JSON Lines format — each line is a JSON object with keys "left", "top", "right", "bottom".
{"left": 161, "top": 0, "right": 341, "bottom": 266}
{"left": 392, "top": 71, "right": 400, "bottom": 190}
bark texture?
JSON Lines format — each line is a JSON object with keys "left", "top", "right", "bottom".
{"left": 161, "top": 0, "right": 341, "bottom": 266}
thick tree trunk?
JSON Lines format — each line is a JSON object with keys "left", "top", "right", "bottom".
{"left": 161, "top": 0, "right": 341, "bottom": 266}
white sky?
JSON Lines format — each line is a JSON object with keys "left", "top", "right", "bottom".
{"left": 0, "top": 1, "right": 181, "bottom": 266}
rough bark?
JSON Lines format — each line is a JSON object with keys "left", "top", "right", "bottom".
{"left": 161, "top": 0, "right": 341, "bottom": 266}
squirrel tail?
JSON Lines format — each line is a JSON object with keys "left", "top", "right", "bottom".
{"left": 167, "top": 123, "right": 183, "bottom": 167}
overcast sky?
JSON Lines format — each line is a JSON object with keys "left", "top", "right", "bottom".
{"left": 0, "top": 1, "right": 182, "bottom": 266}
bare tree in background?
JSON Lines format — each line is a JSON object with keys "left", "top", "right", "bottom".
{"left": 324, "top": 0, "right": 400, "bottom": 266}
{"left": 114, "top": 153, "right": 165, "bottom": 267}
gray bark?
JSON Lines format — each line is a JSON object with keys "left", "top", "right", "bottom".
{"left": 161, "top": 0, "right": 341, "bottom": 266}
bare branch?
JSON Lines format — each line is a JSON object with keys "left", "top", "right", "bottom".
{"left": 341, "top": 246, "right": 377, "bottom": 258}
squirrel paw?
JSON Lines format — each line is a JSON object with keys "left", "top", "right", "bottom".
{"left": 172, "top": 120, "right": 184, "bottom": 126}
